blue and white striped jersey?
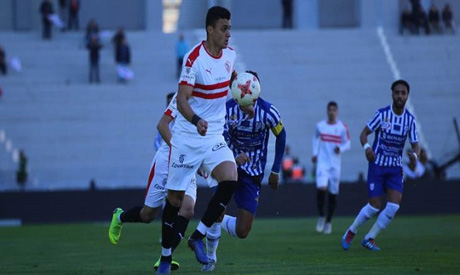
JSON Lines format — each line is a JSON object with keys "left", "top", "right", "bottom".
{"left": 367, "top": 105, "right": 418, "bottom": 167}
{"left": 225, "top": 97, "right": 283, "bottom": 176}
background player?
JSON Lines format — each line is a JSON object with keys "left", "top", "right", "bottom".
{"left": 342, "top": 79, "right": 419, "bottom": 251}
{"left": 202, "top": 71, "right": 286, "bottom": 272}
{"left": 157, "top": 6, "right": 239, "bottom": 274}
{"left": 312, "top": 101, "right": 350, "bottom": 234}
{"left": 108, "top": 92, "right": 197, "bottom": 271}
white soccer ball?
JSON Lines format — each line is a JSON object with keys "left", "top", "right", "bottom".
{"left": 231, "top": 72, "right": 261, "bottom": 106}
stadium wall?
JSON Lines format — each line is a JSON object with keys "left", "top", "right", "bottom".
{"left": 1, "top": 179, "right": 459, "bottom": 224}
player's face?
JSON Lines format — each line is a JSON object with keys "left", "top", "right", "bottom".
{"left": 209, "top": 19, "right": 231, "bottom": 49}
{"left": 327, "top": 106, "right": 338, "bottom": 122}
{"left": 392, "top": 84, "right": 408, "bottom": 109}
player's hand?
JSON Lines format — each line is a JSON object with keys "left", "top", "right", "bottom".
{"left": 240, "top": 104, "right": 255, "bottom": 120}
{"left": 196, "top": 119, "right": 208, "bottom": 136}
{"left": 269, "top": 172, "right": 279, "bottom": 190}
{"left": 407, "top": 149, "right": 417, "bottom": 164}
{"left": 311, "top": 156, "right": 317, "bottom": 163}
{"left": 365, "top": 148, "right": 376, "bottom": 162}
{"left": 235, "top": 153, "right": 250, "bottom": 166}
{"left": 334, "top": 146, "right": 341, "bottom": 154}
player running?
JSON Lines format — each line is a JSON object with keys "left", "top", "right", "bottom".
{"left": 202, "top": 71, "right": 287, "bottom": 272}
{"left": 312, "top": 101, "right": 350, "bottom": 234}
{"left": 157, "top": 6, "right": 240, "bottom": 274}
{"left": 342, "top": 80, "right": 420, "bottom": 251}
{"left": 108, "top": 92, "right": 197, "bottom": 271}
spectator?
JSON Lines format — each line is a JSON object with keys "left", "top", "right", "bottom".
{"left": 291, "top": 157, "right": 305, "bottom": 181}
{"left": 281, "top": 0, "right": 293, "bottom": 29}
{"left": 281, "top": 145, "right": 294, "bottom": 183}
{"left": 58, "top": 0, "right": 68, "bottom": 31}
{"left": 116, "top": 38, "right": 132, "bottom": 82}
{"left": 112, "top": 28, "right": 125, "bottom": 62}
{"left": 86, "top": 35, "right": 102, "bottom": 83}
{"left": 85, "top": 19, "right": 99, "bottom": 45}
{"left": 175, "top": 33, "right": 189, "bottom": 78}
{"left": 400, "top": 7, "right": 413, "bottom": 34}
{"left": 40, "top": 0, "right": 54, "bottom": 40}
{"left": 68, "top": 0, "right": 80, "bottom": 31}
{"left": 428, "top": 4, "right": 441, "bottom": 34}
{"left": 16, "top": 150, "right": 28, "bottom": 189}
{"left": 0, "top": 46, "right": 6, "bottom": 75}
{"left": 413, "top": 6, "right": 430, "bottom": 35}
{"left": 442, "top": 4, "right": 455, "bottom": 33}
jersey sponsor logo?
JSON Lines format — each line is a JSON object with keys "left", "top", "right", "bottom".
{"left": 212, "top": 142, "right": 227, "bottom": 151}
{"left": 171, "top": 154, "right": 194, "bottom": 169}
{"left": 153, "top": 183, "right": 165, "bottom": 190}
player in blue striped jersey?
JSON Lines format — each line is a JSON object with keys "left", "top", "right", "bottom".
{"left": 202, "top": 71, "right": 286, "bottom": 271}
{"left": 342, "top": 79, "right": 420, "bottom": 251}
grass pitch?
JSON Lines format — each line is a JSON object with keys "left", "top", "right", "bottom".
{"left": 1, "top": 215, "right": 459, "bottom": 274}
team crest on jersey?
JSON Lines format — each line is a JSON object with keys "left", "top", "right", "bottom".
{"left": 370, "top": 183, "right": 375, "bottom": 191}
{"left": 179, "top": 154, "right": 186, "bottom": 164}
{"left": 185, "top": 67, "right": 191, "bottom": 74}
{"left": 225, "top": 60, "right": 231, "bottom": 73}
{"left": 382, "top": 119, "right": 391, "bottom": 130}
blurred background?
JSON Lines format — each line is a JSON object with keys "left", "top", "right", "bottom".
{"left": 0, "top": 0, "right": 459, "bottom": 223}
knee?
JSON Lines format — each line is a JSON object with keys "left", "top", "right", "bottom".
{"left": 236, "top": 225, "right": 252, "bottom": 239}
{"left": 140, "top": 207, "right": 158, "bottom": 223}
{"left": 178, "top": 205, "right": 194, "bottom": 220}
{"left": 368, "top": 200, "right": 381, "bottom": 210}
{"left": 167, "top": 192, "right": 183, "bottom": 208}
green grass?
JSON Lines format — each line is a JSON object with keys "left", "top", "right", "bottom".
{"left": 1, "top": 215, "right": 459, "bottom": 274}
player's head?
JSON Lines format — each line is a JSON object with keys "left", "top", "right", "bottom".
{"left": 206, "top": 6, "right": 231, "bottom": 49}
{"left": 166, "top": 92, "right": 175, "bottom": 106}
{"left": 391, "top": 79, "right": 410, "bottom": 109}
{"left": 327, "top": 101, "right": 338, "bottom": 122}
{"left": 245, "top": 70, "right": 260, "bottom": 83}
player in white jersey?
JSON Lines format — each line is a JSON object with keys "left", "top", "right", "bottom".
{"left": 108, "top": 92, "right": 197, "bottom": 271}
{"left": 157, "top": 7, "right": 242, "bottom": 274}
{"left": 312, "top": 101, "right": 350, "bottom": 234}
{"left": 342, "top": 80, "right": 420, "bottom": 251}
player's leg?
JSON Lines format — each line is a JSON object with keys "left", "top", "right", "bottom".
{"left": 189, "top": 137, "right": 237, "bottom": 264}
{"left": 324, "top": 169, "right": 340, "bottom": 234}
{"left": 203, "top": 213, "right": 223, "bottom": 272}
{"left": 342, "top": 163, "right": 382, "bottom": 250}
{"left": 315, "top": 168, "right": 328, "bottom": 232}
{"left": 362, "top": 168, "right": 403, "bottom": 251}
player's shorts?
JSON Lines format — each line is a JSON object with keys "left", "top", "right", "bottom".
{"left": 367, "top": 162, "right": 403, "bottom": 198}
{"left": 234, "top": 168, "right": 262, "bottom": 215}
{"left": 315, "top": 166, "right": 341, "bottom": 194}
{"left": 144, "top": 152, "right": 197, "bottom": 208}
{"left": 166, "top": 133, "right": 235, "bottom": 191}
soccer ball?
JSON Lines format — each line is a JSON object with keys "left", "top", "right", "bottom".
{"left": 230, "top": 72, "right": 261, "bottom": 106}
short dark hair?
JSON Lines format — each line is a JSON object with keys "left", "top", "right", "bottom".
{"left": 167, "top": 92, "right": 175, "bottom": 100}
{"left": 206, "top": 6, "right": 231, "bottom": 28}
{"left": 245, "top": 70, "right": 260, "bottom": 83}
{"left": 391, "top": 79, "right": 410, "bottom": 93}
{"left": 327, "top": 101, "right": 338, "bottom": 109}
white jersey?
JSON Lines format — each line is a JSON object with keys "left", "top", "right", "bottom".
{"left": 174, "top": 41, "right": 236, "bottom": 137}
{"left": 313, "top": 120, "right": 351, "bottom": 170}
{"left": 156, "top": 93, "right": 178, "bottom": 157}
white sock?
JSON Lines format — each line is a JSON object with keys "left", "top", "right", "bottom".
{"left": 365, "top": 202, "right": 399, "bottom": 240}
{"left": 221, "top": 215, "right": 237, "bottom": 238}
{"left": 196, "top": 221, "right": 209, "bottom": 236}
{"left": 161, "top": 247, "right": 171, "bottom": 257}
{"left": 349, "top": 203, "right": 380, "bottom": 233}
{"left": 206, "top": 222, "right": 221, "bottom": 262}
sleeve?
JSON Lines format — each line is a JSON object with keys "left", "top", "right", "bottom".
{"left": 339, "top": 122, "right": 351, "bottom": 153}
{"left": 312, "top": 124, "right": 320, "bottom": 156}
{"left": 267, "top": 105, "right": 283, "bottom": 136}
{"left": 366, "top": 110, "right": 381, "bottom": 132}
{"left": 178, "top": 52, "right": 197, "bottom": 87}
{"left": 164, "top": 93, "right": 178, "bottom": 119}
{"left": 271, "top": 128, "right": 286, "bottom": 174}
{"left": 409, "top": 117, "right": 419, "bottom": 144}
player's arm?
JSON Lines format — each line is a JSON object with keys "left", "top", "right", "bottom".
{"left": 157, "top": 114, "right": 174, "bottom": 147}
{"left": 337, "top": 123, "right": 351, "bottom": 154}
{"left": 312, "top": 125, "right": 320, "bottom": 163}
{"left": 360, "top": 126, "right": 375, "bottom": 162}
{"left": 176, "top": 84, "right": 208, "bottom": 136}
{"left": 407, "top": 118, "right": 421, "bottom": 164}
{"left": 269, "top": 122, "right": 286, "bottom": 190}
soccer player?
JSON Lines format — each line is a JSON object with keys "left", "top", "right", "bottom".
{"left": 108, "top": 92, "right": 197, "bottom": 271}
{"left": 202, "top": 71, "right": 286, "bottom": 272}
{"left": 157, "top": 6, "right": 239, "bottom": 274}
{"left": 312, "top": 101, "right": 350, "bottom": 234}
{"left": 342, "top": 79, "right": 420, "bottom": 251}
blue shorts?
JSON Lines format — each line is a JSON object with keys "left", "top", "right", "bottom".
{"left": 367, "top": 162, "right": 403, "bottom": 198}
{"left": 234, "top": 168, "right": 262, "bottom": 215}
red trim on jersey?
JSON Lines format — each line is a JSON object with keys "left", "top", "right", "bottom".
{"left": 179, "top": 81, "right": 194, "bottom": 87}
{"left": 321, "top": 133, "right": 341, "bottom": 139}
{"left": 144, "top": 161, "right": 156, "bottom": 199}
{"left": 192, "top": 90, "right": 228, "bottom": 99}
{"left": 185, "top": 43, "right": 202, "bottom": 67}
{"left": 194, "top": 80, "right": 231, "bottom": 91}
{"left": 343, "top": 122, "right": 350, "bottom": 140}
{"left": 202, "top": 41, "right": 223, "bottom": 59}
{"left": 321, "top": 137, "right": 342, "bottom": 144}
{"left": 164, "top": 109, "right": 174, "bottom": 118}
